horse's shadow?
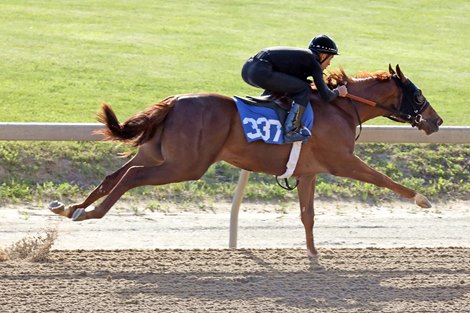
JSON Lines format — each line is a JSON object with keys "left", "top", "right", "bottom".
{"left": 112, "top": 250, "right": 469, "bottom": 311}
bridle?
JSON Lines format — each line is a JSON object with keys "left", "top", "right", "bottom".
{"left": 347, "top": 74, "right": 430, "bottom": 140}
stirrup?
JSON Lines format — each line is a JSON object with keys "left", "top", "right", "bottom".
{"left": 299, "top": 126, "right": 312, "bottom": 137}
{"left": 284, "top": 126, "right": 311, "bottom": 143}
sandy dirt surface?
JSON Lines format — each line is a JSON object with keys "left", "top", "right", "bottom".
{"left": 1, "top": 248, "right": 469, "bottom": 313}
{"left": 1, "top": 200, "right": 469, "bottom": 250}
{"left": 1, "top": 200, "right": 469, "bottom": 312}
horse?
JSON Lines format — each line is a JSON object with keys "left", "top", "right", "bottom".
{"left": 50, "top": 64, "right": 443, "bottom": 257}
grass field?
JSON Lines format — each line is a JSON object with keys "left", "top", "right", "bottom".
{"left": 0, "top": 0, "right": 469, "bottom": 124}
{"left": 1, "top": 141, "right": 468, "bottom": 206}
{"left": 0, "top": 1, "right": 468, "bottom": 206}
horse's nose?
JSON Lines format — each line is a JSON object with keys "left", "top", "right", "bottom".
{"left": 436, "top": 118, "right": 444, "bottom": 126}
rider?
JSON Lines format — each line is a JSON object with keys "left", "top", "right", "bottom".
{"left": 241, "top": 34, "right": 348, "bottom": 143}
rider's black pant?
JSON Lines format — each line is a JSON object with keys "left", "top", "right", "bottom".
{"left": 241, "top": 56, "right": 310, "bottom": 107}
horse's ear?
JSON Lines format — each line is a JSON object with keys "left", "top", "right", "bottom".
{"left": 395, "top": 64, "right": 407, "bottom": 83}
{"left": 388, "top": 64, "right": 396, "bottom": 75}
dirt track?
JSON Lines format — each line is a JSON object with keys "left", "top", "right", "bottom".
{"left": 1, "top": 248, "right": 469, "bottom": 312}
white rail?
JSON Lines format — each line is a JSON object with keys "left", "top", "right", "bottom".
{"left": 0, "top": 123, "right": 104, "bottom": 141}
{"left": 356, "top": 125, "right": 470, "bottom": 144}
{"left": 1, "top": 123, "right": 469, "bottom": 248}
{"left": 1, "top": 123, "right": 469, "bottom": 143}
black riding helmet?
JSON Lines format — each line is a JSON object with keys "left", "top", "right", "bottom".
{"left": 308, "top": 35, "right": 339, "bottom": 55}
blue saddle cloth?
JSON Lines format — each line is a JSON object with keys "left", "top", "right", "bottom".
{"left": 234, "top": 97, "right": 314, "bottom": 144}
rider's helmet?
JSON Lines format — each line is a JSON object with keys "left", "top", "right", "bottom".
{"left": 308, "top": 35, "right": 339, "bottom": 55}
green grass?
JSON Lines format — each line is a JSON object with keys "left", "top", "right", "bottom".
{"left": 0, "top": 0, "right": 469, "bottom": 124}
{"left": 0, "top": 1, "right": 468, "bottom": 207}
{"left": 0, "top": 142, "right": 468, "bottom": 207}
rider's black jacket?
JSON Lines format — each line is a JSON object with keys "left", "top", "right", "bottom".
{"left": 255, "top": 46, "right": 339, "bottom": 101}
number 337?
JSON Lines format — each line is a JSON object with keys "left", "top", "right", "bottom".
{"left": 243, "top": 117, "right": 282, "bottom": 142}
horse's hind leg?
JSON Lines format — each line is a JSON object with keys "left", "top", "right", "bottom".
{"left": 76, "top": 160, "right": 212, "bottom": 221}
{"left": 54, "top": 144, "right": 163, "bottom": 219}
{"left": 55, "top": 161, "right": 134, "bottom": 218}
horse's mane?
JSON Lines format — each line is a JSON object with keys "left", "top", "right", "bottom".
{"left": 322, "top": 68, "right": 392, "bottom": 89}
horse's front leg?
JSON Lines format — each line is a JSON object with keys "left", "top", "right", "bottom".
{"left": 297, "top": 175, "right": 317, "bottom": 257}
{"left": 335, "top": 154, "right": 432, "bottom": 208}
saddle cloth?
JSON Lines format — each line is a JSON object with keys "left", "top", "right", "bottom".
{"left": 234, "top": 96, "right": 314, "bottom": 144}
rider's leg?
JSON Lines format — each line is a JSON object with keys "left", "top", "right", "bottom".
{"left": 283, "top": 88, "right": 312, "bottom": 143}
{"left": 241, "top": 59, "right": 312, "bottom": 142}
{"left": 242, "top": 58, "right": 309, "bottom": 96}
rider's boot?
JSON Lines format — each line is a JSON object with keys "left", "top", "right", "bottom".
{"left": 284, "top": 103, "right": 311, "bottom": 143}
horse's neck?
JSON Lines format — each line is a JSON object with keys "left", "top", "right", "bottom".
{"left": 346, "top": 80, "right": 397, "bottom": 123}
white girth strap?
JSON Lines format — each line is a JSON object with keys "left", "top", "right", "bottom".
{"left": 277, "top": 141, "right": 302, "bottom": 179}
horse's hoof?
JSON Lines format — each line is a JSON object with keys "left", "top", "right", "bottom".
{"left": 307, "top": 249, "right": 319, "bottom": 259}
{"left": 48, "top": 201, "right": 65, "bottom": 216}
{"left": 72, "top": 208, "right": 86, "bottom": 221}
{"left": 414, "top": 193, "right": 432, "bottom": 208}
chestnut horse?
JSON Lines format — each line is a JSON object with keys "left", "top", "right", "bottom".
{"left": 51, "top": 64, "right": 443, "bottom": 256}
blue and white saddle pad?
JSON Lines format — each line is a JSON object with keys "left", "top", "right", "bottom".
{"left": 234, "top": 97, "right": 314, "bottom": 144}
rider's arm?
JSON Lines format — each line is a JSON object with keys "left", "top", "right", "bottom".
{"left": 311, "top": 62, "right": 339, "bottom": 102}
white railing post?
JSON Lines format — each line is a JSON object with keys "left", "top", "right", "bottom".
{"left": 229, "top": 169, "right": 250, "bottom": 249}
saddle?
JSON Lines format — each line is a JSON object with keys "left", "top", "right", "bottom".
{"left": 234, "top": 93, "right": 293, "bottom": 124}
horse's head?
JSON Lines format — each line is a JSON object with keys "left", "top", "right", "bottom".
{"left": 387, "top": 64, "right": 443, "bottom": 135}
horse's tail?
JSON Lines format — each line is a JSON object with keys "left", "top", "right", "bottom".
{"left": 97, "top": 96, "right": 176, "bottom": 146}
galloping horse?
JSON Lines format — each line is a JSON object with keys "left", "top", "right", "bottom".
{"left": 51, "top": 64, "right": 443, "bottom": 256}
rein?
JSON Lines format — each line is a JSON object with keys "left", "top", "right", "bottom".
{"left": 345, "top": 75, "right": 430, "bottom": 138}
{"left": 346, "top": 93, "right": 425, "bottom": 125}
{"left": 346, "top": 93, "right": 403, "bottom": 117}
{"left": 347, "top": 97, "right": 363, "bottom": 141}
